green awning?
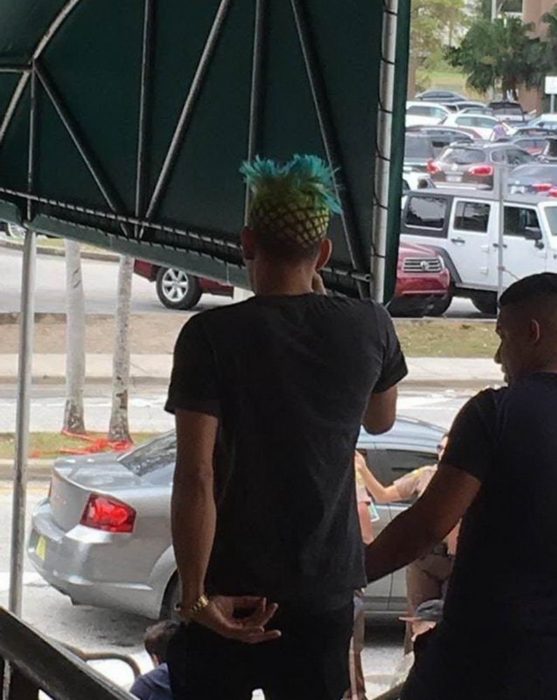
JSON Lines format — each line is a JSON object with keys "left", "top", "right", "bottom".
{"left": 0, "top": 0, "right": 410, "bottom": 299}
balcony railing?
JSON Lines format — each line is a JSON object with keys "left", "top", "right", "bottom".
{"left": 0, "top": 607, "right": 134, "bottom": 700}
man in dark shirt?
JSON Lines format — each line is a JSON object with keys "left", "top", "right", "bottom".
{"left": 165, "top": 155, "right": 407, "bottom": 700}
{"left": 365, "top": 272, "right": 557, "bottom": 699}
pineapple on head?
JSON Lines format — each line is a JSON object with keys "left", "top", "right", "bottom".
{"left": 240, "top": 154, "right": 342, "bottom": 250}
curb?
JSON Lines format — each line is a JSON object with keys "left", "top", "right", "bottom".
{"left": 0, "top": 238, "right": 119, "bottom": 263}
{"left": 0, "top": 374, "right": 500, "bottom": 389}
{"left": 0, "top": 459, "right": 52, "bottom": 480}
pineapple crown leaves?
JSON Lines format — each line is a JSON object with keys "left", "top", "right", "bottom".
{"left": 240, "top": 154, "right": 342, "bottom": 215}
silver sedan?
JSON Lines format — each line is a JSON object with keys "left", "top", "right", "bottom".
{"left": 28, "top": 417, "right": 445, "bottom": 619}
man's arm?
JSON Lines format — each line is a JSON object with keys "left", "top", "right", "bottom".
{"left": 171, "top": 409, "right": 280, "bottom": 643}
{"left": 365, "top": 464, "right": 481, "bottom": 582}
{"left": 363, "top": 385, "right": 397, "bottom": 434}
{"left": 171, "top": 409, "right": 219, "bottom": 611}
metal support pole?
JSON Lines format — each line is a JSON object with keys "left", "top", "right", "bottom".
{"left": 9, "top": 230, "right": 36, "bottom": 615}
{"left": 551, "top": 94, "right": 555, "bottom": 114}
{"left": 496, "top": 165, "right": 508, "bottom": 302}
{"left": 372, "top": 0, "right": 398, "bottom": 303}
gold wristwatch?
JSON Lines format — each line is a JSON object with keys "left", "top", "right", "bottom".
{"left": 177, "top": 594, "right": 210, "bottom": 621}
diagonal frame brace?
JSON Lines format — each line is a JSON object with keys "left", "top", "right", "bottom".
{"left": 290, "top": 0, "right": 367, "bottom": 296}
{"left": 34, "top": 61, "right": 132, "bottom": 238}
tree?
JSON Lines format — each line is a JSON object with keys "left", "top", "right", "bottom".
{"left": 476, "top": 0, "right": 523, "bottom": 20}
{"left": 63, "top": 239, "right": 86, "bottom": 434}
{"left": 446, "top": 17, "right": 545, "bottom": 99}
{"left": 409, "top": 0, "right": 467, "bottom": 92}
{"left": 108, "top": 255, "right": 134, "bottom": 443}
{"left": 542, "top": 6, "right": 557, "bottom": 73}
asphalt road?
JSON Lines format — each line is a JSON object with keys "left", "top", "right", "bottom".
{"left": 0, "top": 247, "right": 483, "bottom": 318}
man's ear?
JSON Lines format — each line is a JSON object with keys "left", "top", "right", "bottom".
{"left": 315, "top": 238, "right": 332, "bottom": 271}
{"left": 241, "top": 226, "right": 256, "bottom": 261}
{"left": 529, "top": 318, "right": 542, "bottom": 344}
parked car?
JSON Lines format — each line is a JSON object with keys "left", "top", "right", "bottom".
{"left": 389, "top": 243, "right": 452, "bottom": 317}
{"left": 400, "top": 189, "right": 557, "bottom": 314}
{"left": 427, "top": 143, "right": 532, "bottom": 189}
{"left": 538, "top": 137, "right": 557, "bottom": 164}
{"left": 406, "top": 101, "right": 451, "bottom": 127}
{"left": 133, "top": 260, "right": 233, "bottom": 310}
{"left": 440, "top": 113, "right": 511, "bottom": 140}
{"left": 453, "top": 101, "right": 489, "bottom": 113}
{"left": 487, "top": 100, "right": 528, "bottom": 125}
{"left": 526, "top": 114, "right": 557, "bottom": 131}
{"left": 507, "top": 164, "right": 557, "bottom": 195}
{"left": 404, "top": 133, "right": 435, "bottom": 171}
{"left": 28, "top": 418, "right": 446, "bottom": 620}
{"left": 510, "top": 135, "right": 550, "bottom": 156}
{"left": 415, "top": 89, "right": 466, "bottom": 103}
{"left": 406, "top": 126, "right": 475, "bottom": 155}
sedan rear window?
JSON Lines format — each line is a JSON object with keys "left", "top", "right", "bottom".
{"left": 441, "top": 147, "right": 485, "bottom": 165}
{"left": 405, "top": 137, "right": 434, "bottom": 159}
{"left": 119, "top": 432, "right": 176, "bottom": 476}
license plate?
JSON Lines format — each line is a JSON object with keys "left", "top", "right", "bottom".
{"left": 446, "top": 174, "right": 462, "bottom": 182}
{"left": 35, "top": 535, "right": 47, "bottom": 561}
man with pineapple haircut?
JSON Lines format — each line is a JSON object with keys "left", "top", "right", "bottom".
{"left": 165, "top": 154, "right": 407, "bottom": 700}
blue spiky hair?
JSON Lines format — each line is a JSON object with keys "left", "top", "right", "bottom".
{"left": 239, "top": 154, "right": 342, "bottom": 248}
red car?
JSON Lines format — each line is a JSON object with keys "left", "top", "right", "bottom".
{"left": 389, "top": 243, "right": 451, "bottom": 316}
{"left": 133, "top": 260, "right": 233, "bottom": 310}
{"left": 135, "top": 242, "right": 451, "bottom": 316}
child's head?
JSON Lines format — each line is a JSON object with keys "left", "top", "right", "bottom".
{"left": 144, "top": 620, "right": 180, "bottom": 665}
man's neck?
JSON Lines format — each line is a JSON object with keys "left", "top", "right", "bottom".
{"left": 252, "top": 262, "right": 314, "bottom": 297}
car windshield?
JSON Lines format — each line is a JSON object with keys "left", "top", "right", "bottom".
{"left": 512, "top": 165, "right": 557, "bottom": 180}
{"left": 405, "top": 137, "right": 433, "bottom": 158}
{"left": 119, "top": 432, "right": 176, "bottom": 476}
{"left": 543, "top": 206, "right": 557, "bottom": 234}
{"left": 441, "top": 147, "right": 485, "bottom": 164}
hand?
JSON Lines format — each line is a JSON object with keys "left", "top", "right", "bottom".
{"left": 312, "top": 271, "right": 327, "bottom": 295}
{"left": 184, "top": 595, "right": 281, "bottom": 644}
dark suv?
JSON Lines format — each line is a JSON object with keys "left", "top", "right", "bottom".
{"left": 427, "top": 143, "right": 532, "bottom": 189}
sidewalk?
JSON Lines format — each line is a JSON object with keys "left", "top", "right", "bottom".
{"left": 0, "top": 353, "right": 504, "bottom": 387}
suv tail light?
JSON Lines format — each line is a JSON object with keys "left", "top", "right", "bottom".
{"left": 532, "top": 183, "right": 552, "bottom": 193}
{"left": 80, "top": 494, "right": 136, "bottom": 533}
{"left": 426, "top": 160, "right": 440, "bottom": 174}
{"left": 468, "top": 164, "right": 493, "bottom": 176}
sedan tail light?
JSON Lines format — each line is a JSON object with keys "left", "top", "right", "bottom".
{"left": 468, "top": 164, "right": 493, "bottom": 176}
{"left": 80, "top": 494, "right": 136, "bottom": 533}
{"left": 532, "top": 183, "right": 553, "bottom": 193}
{"left": 426, "top": 160, "right": 441, "bottom": 174}
{"left": 548, "top": 187, "right": 557, "bottom": 198}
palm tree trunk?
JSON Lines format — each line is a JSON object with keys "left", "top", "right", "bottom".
{"left": 63, "top": 239, "right": 86, "bottom": 434}
{"left": 108, "top": 255, "right": 133, "bottom": 443}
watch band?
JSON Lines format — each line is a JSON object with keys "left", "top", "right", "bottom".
{"left": 180, "top": 594, "right": 210, "bottom": 621}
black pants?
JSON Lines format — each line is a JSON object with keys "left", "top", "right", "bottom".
{"left": 167, "top": 601, "right": 354, "bottom": 700}
{"left": 402, "top": 621, "right": 557, "bottom": 700}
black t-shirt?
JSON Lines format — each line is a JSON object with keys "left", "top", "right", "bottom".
{"left": 442, "top": 373, "right": 557, "bottom": 635}
{"left": 166, "top": 294, "right": 407, "bottom": 607}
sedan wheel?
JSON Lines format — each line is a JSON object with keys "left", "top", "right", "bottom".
{"left": 155, "top": 267, "right": 202, "bottom": 310}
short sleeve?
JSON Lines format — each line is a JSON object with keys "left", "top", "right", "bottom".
{"left": 373, "top": 305, "right": 408, "bottom": 393}
{"left": 394, "top": 470, "right": 420, "bottom": 501}
{"left": 165, "top": 316, "right": 220, "bottom": 416}
{"left": 440, "top": 390, "right": 499, "bottom": 483}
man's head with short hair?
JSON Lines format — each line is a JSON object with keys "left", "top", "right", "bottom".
{"left": 143, "top": 620, "right": 179, "bottom": 665}
{"left": 496, "top": 273, "right": 557, "bottom": 383}
{"left": 239, "top": 155, "right": 341, "bottom": 291}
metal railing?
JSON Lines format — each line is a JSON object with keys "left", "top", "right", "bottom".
{"left": 0, "top": 607, "right": 134, "bottom": 700}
